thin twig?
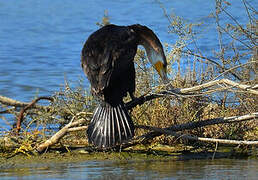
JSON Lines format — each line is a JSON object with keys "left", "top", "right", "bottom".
{"left": 212, "top": 61, "right": 255, "bottom": 81}
{"left": 182, "top": 50, "right": 242, "bottom": 80}
{"left": 218, "top": 1, "right": 255, "bottom": 44}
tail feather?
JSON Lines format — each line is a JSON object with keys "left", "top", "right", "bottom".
{"left": 110, "top": 106, "right": 116, "bottom": 146}
{"left": 117, "top": 104, "right": 132, "bottom": 138}
{"left": 103, "top": 107, "right": 109, "bottom": 147}
{"left": 87, "top": 102, "right": 135, "bottom": 148}
{"left": 113, "top": 107, "right": 121, "bottom": 142}
{"left": 90, "top": 106, "right": 105, "bottom": 146}
{"left": 90, "top": 106, "right": 102, "bottom": 140}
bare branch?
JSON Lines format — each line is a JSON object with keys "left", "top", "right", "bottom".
{"left": 179, "top": 134, "right": 258, "bottom": 145}
{"left": 139, "top": 125, "right": 258, "bottom": 145}
{"left": 0, "top": 95, "right": 46, "bottom": 109}
{"left": 67, "top": 126, "right": 88, "bottom": 132}
{"left": 126, "top": 79, "right": 258, "bottom": 110}
{"left": 36, "top": 115, "right": 89, "bottom": 153}
{"left": 15, "top": 96, "right": 54, "bottom": 134}
{"left": 212, "top": 61, "right": 256, "bottom": 81}
{"left": 119, "top": 112, "right": 258, "bottom": 149}
{"left": 141, "top": 112, "right": 258, "bottom": 132}
{"left": 179, "top": 79, "right": 258, "bottom": 95}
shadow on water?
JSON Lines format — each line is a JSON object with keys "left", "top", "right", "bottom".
{"left": 0, "top": 151, "right": 257, "bottom": 180}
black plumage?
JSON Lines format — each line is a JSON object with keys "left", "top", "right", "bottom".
{"left": 81, "top": 24, "right": 168, "bottom": 148}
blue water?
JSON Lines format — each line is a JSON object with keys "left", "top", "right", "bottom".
{"left": 0, "top": 0, "right": 252, "bottom": 102}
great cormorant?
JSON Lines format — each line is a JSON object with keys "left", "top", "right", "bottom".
{"left": 81, "top": 24, "right": 169, "bottom": 148}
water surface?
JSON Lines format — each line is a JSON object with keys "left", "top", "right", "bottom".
{"left": 0, "top": 158, "right": 257, "bottom": 180}
{"left": 0, "top": 0, "right": 251, "bottom": 101}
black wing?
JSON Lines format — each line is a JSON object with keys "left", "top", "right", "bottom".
{"left": 81, "top": 25, "right": 138, "bottom": 99}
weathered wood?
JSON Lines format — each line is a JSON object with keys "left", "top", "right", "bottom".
{"left": 119, "top": 112, "right": 258, "bottom": 149}
{"left": 0, "top": 95, "right": 47, "bottom": 109}
{"left": 140, "top": 112, "right": 258, "bottom": 140}
{"left": 36, "top": 113, "right": 89, "bottom": 153}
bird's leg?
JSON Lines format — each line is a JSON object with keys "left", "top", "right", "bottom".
{"left": 127, "top": 92, "right": 137, "bottom": 113}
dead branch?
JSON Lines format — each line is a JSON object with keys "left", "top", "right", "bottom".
{"left": 0, "top": 95, "right": 47, "bottom": 109}
{"left": 36, "top": 112, "right": 89, "bottom": 153}
{"left": 135, "top": 125, "right": 258, "bottom": 145}
{"left": 67, "top": 126, "right": 88, "bottom": 132}
{"left": 15, "top": 96, "right": 54, "bottom": 135}
{"left": 141, "top": 126, "right": 258, "bottom": 145}
{"left": 167, "top": 112, "right": 258, "bottom": 131}
{"left": 125, "top": 93, "right": 165, "bottom": 110}
{"left": 177, "top": 134, "right": 258, "bottom": 145}
{"left": 179, "top": 79, "right": 258, "bottom": 95}
{"left": 136, "top": 112, "right": 257, "bottom": 134}
{"left": 125, "top": 78, "right": 258, "bottom": 110}
{"left": 119, "top": 112, "right": 258, "bottom": 149}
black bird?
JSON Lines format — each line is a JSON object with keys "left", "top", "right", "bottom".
{"left": 81, "top": 24, "right": 169, "bottom": 148}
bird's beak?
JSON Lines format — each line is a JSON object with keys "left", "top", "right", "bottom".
{"left": 154, "top": 61, "right": 170, "bottom": 84}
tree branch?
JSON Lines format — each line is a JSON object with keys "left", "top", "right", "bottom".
{"left": 136, "top": 125, "right": 258, "bottom": 145}
{"left": 0, "top": 95, "right": 47, "bottom": 109}
{"left": 119, "top": 112, "right": 258, "bottom": 149}
{"left": 182, "top": 50, "right": 242, "bottom": 81}
{"left": 15, "top": 96, "right": 54, "bottom": 135}
{"left": 36, "top": 112, "right": 90, "bottom": 153}
{"left": 141, "top": 126, "right": 258, "bottom": 145}
{"left": 125, "top": 78, "right": 258, "bottom": 110}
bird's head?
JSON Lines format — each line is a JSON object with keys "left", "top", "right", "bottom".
{"left": 146, "top": 46, "right": 169, "bottom": 84}
{"left": 130, "top": 24, "right": 170, "bottom": 85}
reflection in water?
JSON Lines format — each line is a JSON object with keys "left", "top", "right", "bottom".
{"left": 0, "top": 159, "right": 257, "bottom": 180}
